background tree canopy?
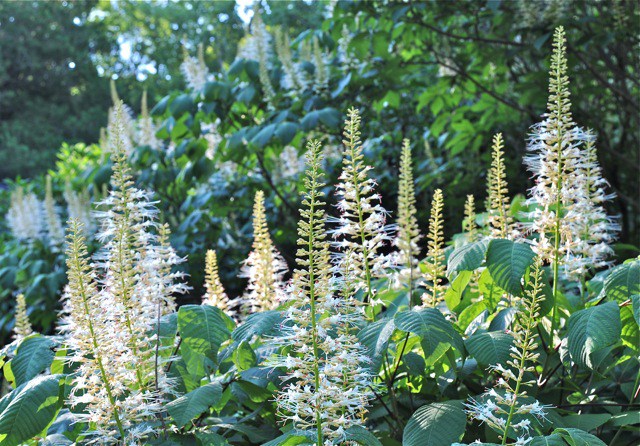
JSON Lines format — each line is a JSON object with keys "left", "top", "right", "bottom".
{"left": 0, "top": 0, "right": 638, "bottom": 321}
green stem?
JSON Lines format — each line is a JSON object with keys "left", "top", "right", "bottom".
{"left": 549, "top": 63, "right": 565, "bottom": 350}
{"left": 307, "top": 198, "right": 323, "bottom": 446}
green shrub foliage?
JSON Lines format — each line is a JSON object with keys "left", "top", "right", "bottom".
{"left": 0, "top": 4, "right": 638, "bottom": 446}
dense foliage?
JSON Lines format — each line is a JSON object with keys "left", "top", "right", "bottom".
{"left": 0, "top": 1, "right": 639, "bottom": 445}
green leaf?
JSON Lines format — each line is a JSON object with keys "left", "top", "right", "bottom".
{"left": 261, "top": 431, "right": 312, "bottom": 446}
{"left": 250, "top": 124, "right": 276, "bottom": 149}
{"left": 275, "top": 122, "right": 299, "bottom": 145}
{"left": 447, "top": 240, "right": 488, "bottom": 276}
{"left": 232, "top": 310, "right": 284, "bottom": 343}
{"left": 529, "top": 435, "right": 565, "bottom": 446}
{"left": 178, "top": 305, "right": 231, "bottom": 376}
{"left": 444, "top": 270, "right": 472, "bottom": 311}
{"left": 0, "top": 375, "right": 63, "bottom": 446}
{"left": 166, "top": 382, "right": 223, "bottom": 428}
{"left": 11, "top": 336, "right": 55, "bottom": 386}
{"left": 395, "top": 309, "right": 464, "bottom": 365}
{"left": 344, "top": 425, "right": 383, "bottom": 445}
{"left": 604, "top": 260, "right": 640, "bottom": 302}
{"left": 357, "top": 318, "right": 396, "bottom": 373}
{"left": 233, "top": 341, "right": 257, "bottom": 372}
{"left": 559, "top": 413, "right": 611, "bottom": 432}
{"left": 403, "top": 400, "right": 466, "bottom": 446}
{"left": 465, "top": 331, "right": 514, "bottom": 366}
{"left": 632, "top": 295, "right": 640, "bottom": 325}
{"left": 552, "top": 428, "right": 607, "bottom": 446}
{"left": 169, "top": 94, "right": 195, "bottom": 117}
{"left": 567, "top": 301, "right": 621, "bottom": 369}
{"left": 486, "top": 239, "right": 536, "bottom": 296}
{"left": 478, "top": 269, "right": 505, "bottom": 312}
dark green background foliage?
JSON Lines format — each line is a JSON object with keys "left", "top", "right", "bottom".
{"left": 0, "top": 0, "right": 638, "bottom": 340}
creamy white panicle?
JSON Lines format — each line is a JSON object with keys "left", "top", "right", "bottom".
{"left": 332, "top": 108, "right": 392, "bottom": 305}
{"left": 180, "top": 43, "right": 209, "bottom": 92}
{"left": 59, "top": 102, "right": 185, "bottom": 443}
{"left": 270, "top": 140, "right": 374, "bottom": 445}
{"left": 6, "top": 186, "right": 44, "bottom": 242}
{"left": 239, "top": 190, "right": 288, "bottom": 315}
{"left": 136, "top": 90, "right": 161, "bottom": 150}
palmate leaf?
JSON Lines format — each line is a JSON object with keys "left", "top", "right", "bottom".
{"left": 394, "top": 308, "right": 464, "bottom": 365}
{"left": 486, "top": 239, "right": 536, "bottom": 296}
{"left": 567, "top": 301, "right": 621, "bottom": 369}
{"left": 0, "top": 374, "right": 64, "bottom": 446}
{"left": 529, "top": 435, "right": 566, "bottom": 445}
{"left": 552, "top": 428, "right": 607, "bottom": 446}
{"left": 604, "top": 260, "right": 640, "bottom": 302}
{"left": 357, "top": 317, "right": 396, "bottom": 373}
{"left": 178, "top": 305, "right": 231, "bottom": 377}
{"left": 232, "top": 310, "right": 284, "bottom": 343}
{"left": 10, "top": 335, "right": 55, "bottom": 386}
{"left": 166, "top": 382, "right": 223, "bottom": 428}
{"left": 464, "top": 331, "right": 514, "bottom": 366}
{"left": 403, "top": 400, "right": 466, "bottom": 446}
{"left": 447, "top": 239, "right": 488, "bottom": 276}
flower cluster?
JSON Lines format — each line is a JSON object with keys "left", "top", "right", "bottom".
{"left": 332, "top": 108, "right": 391, "bottom": 305}
{"left": 202, "top": 249, "right": 236, "bottom": 318}
{"left": 270, "top": 140, "right": 374, "bottom": 445}
{"left": 59, "top": 102, "right": 185, "bottom": 443}
{"left": 275, "top": 27, "right": 308, "bottom": 94}
{"left": 13, "top": 293, "right": 33, "bottom": 341}
{"left": 106, "top": 80, "right": 135, "bottom": 155}
{"left": 466, "top": 257, "right": 551, "bottom": 445}
{"left": 6, "top": 186, "right": 43, "bottom": 242}
{"left": 392, "top": 139, "right": 422, "bottom": 289}
{"left": 238, "top": 8, "right": 276, "bottom": 107}
{"left": 422, "top": 189, "right": 446, "bottom": 307}
{"left": 136, "top": 89, "right": 161, "bottom": 150}
{"left": 524, "top": 26, "right": 617, "bottom": 283}
{"left": 44, "top": 175, "right": 65, "bottom": 249}
{"left": 180, "top": 43, "right": 209, "bottom": 92}
{"left": 463, "top": 194, "right": 478, "bottom": 242}
{"left": 239, "top": 190, "right": 288, "bottom": 314}
{"left": 64, "top": 182, "right": 96, "bottom": 238}
{"left": 562, "top": 131, "right": 618, "bottom": 279}
{"left": 486, "top": 133, "right": 515, "bottom": 239}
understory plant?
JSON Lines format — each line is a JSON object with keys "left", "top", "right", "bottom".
{"left": 0, "top": 25, "right": 637, "bottom": 446}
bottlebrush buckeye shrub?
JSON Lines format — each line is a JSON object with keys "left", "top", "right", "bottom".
{"left": 0, "top": 27, "right": 638, "bottom": 446}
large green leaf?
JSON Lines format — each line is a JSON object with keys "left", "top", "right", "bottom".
{"left": 529, "top": 435, "right": 566, "bottom": 446}
{"left": 604, "top": 260, "right": 640, "bottom": 302}
{"left": 552, "top": 428, "right": 607, "bottom": 446}
{"left": 344, "top": 425, "right": 383, "bottom": 445}
{"left": 464, "top": 331, "right": 514, "bottom": 366}
{"left": 394, "top": 309, "right": 464, "bottom": 365}
{"left": 166, "top": 382, "right": 223, "bottom": 428}
{"left": 486, "top": 239, "right": 536, "bottom": 296}
{"left": 478, "top": 269, "right": 506, "bottom": 312}
{"left": 262, "top": 431, "right": 312, "bottom": 446}
{"left": 559, "top": 413, "right": 611, "bottom": 432}
{"left": 447, "top": 240, "right": 488, "bottom": 276}
{"left": 232, "top": 310, "right": 284, "bottom": 343}
{"left": 357, "top": 318, "right": 395, "bottom": 373}
{"left": 233, "top": 341, "right": 257, "bottom": 372}
{"left": 0, "top": 375, "right": 63, "bottom": 446}
{"left": 567, "top": 301, "right": 621, "bottom": 369}
{"left": 403, "top": 400, "right": 466, "bottom": 446}
{"left": 178, "top": 305, "right": 231, "bottom": 376}
{"left": 632, "top": 294, "right": 640, "bottom": 325}
{"left": 11, "top": 335, "right": 55, "bottom": 386}
{"left": 444, "top": 270, "right": 472, "bottom": 311}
